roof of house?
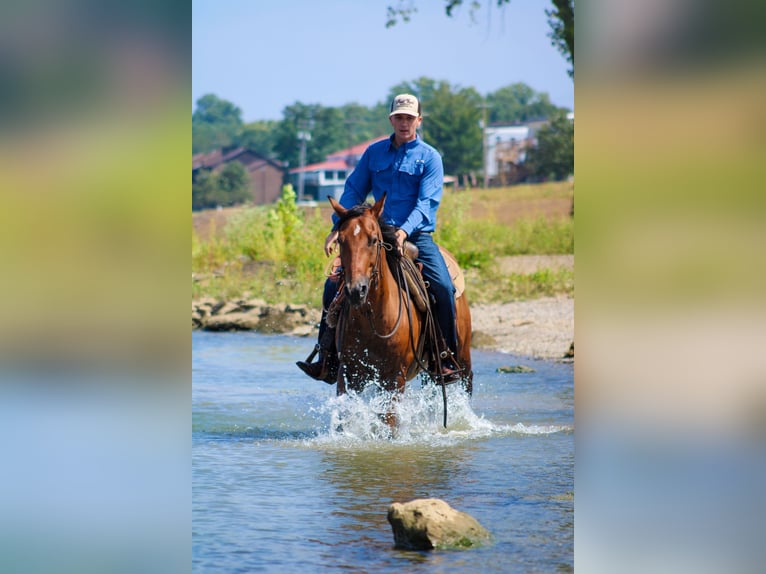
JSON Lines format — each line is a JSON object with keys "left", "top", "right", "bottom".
{"left": 325, "top": 136, "right": 388, "bottom": 162}
{"left": 192, "top": 147, "right": 284, "bottom": 171}
{"left": 289, "top": 159, "right": 349, "bottom": 174}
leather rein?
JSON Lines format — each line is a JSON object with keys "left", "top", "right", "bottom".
{"left": 363, "top": 237, "right": 405, "bottom": 340}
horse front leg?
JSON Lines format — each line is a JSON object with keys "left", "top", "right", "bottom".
{"left": 383, "top": 368, "right": 408, "bottom": 433}
{"left": 336, "top": 369, "right": 346, "bottom": 395}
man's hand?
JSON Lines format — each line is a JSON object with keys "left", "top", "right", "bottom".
{"left": 394, "top": 228, "right": 408, "bottom": 255}
{"left": 324, "top": 230, "right": 339, "bottom": 257}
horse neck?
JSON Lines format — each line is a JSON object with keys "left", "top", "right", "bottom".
{"left": 368, "top": 243, "right": 399, "bottom": 308}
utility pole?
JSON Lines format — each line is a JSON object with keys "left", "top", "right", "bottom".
{"left": 296, "top": 118, "right": 313, "bottom": 202}
{"left": 477, "top": 100, "right": 492, "bottom": 188}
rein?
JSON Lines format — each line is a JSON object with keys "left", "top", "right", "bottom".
{"left": 364, "top": 239, "right": 405, "bottom": 340}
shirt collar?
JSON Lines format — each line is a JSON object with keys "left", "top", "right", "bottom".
{"left": 388, "top": 133, "right": 420, "bottom": 151}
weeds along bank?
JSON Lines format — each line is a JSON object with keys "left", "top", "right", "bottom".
{"left": 192, "top": 182, "right": 574, "bottom": 307}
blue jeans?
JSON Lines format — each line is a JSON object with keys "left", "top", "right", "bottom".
{"left": 320, "top": 231, "right": 457, "bottom": 353}
{"left": 408, "top": 232, "right": 457, "bottom": 352}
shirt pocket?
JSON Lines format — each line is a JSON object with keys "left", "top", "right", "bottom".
{"left": 369, "top": 156, "right": 394, "bottom": 174}
{"left": 397, "top": 158, "right": 426, "bottom": 177}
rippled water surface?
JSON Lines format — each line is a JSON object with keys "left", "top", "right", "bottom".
{"left": 192, "top": 332, "right": 573, "bottom": 573}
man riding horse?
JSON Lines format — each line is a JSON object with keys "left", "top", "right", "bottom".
{"left": 297, "top": 93, "right": 462, "bottom": 384}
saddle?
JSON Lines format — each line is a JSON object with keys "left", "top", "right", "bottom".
{"left": 399, "top": 242, "right": 465, "bottom": 310}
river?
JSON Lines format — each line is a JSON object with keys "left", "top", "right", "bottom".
{"left": 192, "top": 331, "right": 573, "bottom": 572}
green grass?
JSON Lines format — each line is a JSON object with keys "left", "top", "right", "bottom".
{"left": 192, "top": 183, "right": 574, "bottom": 306}
{"left": 465, "top": 267, "right": 574, "bottom": 303}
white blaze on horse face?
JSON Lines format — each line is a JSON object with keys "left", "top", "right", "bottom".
{"left": 353, "top": 223, "right": 361, "bottom": 237}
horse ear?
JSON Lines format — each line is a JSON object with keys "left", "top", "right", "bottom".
{"left": 328, "top": 196, "right": 347, "bottom": 217}
{"left": 371, "top": 193, "right": 386, "bottom": 219}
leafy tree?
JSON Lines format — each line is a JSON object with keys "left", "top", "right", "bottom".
{"left": 192, "top": 162, "right": 251, "bottom": 210}
{"left": 217, "top": 162, "right": 251, "bottom": 202}
{"left": 272, "top": 102, "right": 311, "bottom": 169}
{"left": 191, "top": 169, "right": 218, "bottom": 211}
{"left": 237, "top": 120, "right": 280, "bottom": 159}
{"left": 386, "top": 0, "right": 574, "bottom": 78}
{"left": 192, "top": 94, "right": 244, "bottom": 153}
{"left": 272, "top": 102, "right": 352, "bottom": 170}
{"left": 336, "top": 102, "right": 391, "bottom": 146}
{"left": 487, "top": 83, "right": 562, "bottom": 124}
{"left": 308, "top": 106, "right": 348, "bottom": 164}
{"left": 525, "top": 110, "right": 573, "bottom": 181}
{"left": 547, "top": 0, "right": 574, "bottom": 78}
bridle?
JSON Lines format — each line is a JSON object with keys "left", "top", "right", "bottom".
{"left": 340, "top": 218, "right": 405, "bottom": 340}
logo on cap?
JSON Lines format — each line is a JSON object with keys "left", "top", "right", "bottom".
{"left": 389, "top": 94, "right": 420, "bottom": 117}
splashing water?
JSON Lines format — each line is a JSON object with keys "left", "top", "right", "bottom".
{"left": 306, "top": 381, "right": 571, "bottom": 448}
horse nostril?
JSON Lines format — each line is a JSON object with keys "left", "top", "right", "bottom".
{"left": 347, "top": 279, "right": 369, "bottom": 305}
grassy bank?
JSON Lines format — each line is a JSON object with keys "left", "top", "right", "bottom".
{"left": 192, "top": 182, "right": 574, "bottom": 306}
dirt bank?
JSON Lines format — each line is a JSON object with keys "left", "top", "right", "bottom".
{"left": 469, "top": 296, "right": 574, "bottom": 360}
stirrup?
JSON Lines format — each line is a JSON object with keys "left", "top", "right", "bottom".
{"left": 437, "top": 363, "right": 463, "bottom": 384}
{"left": 296, "top": 344, "right": 337, "bottom": 384}
{"left": 304, "top": 344, "right": 320, "bottom": 363}
{"left": 435, "top": 348, "right": 463, "bottom": 384}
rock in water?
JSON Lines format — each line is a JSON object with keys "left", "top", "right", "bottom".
{"left": 497, "top": 365, "right": 535, "bottom": 373}
{"left": 387, "top": 498, "right": 491, "bottom": 550}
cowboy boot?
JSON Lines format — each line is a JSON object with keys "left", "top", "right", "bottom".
{"left": 434, "top": 339, "right": 463, "bottom": 384}
{"left": 296, "top": 328, "right": 337, "bottom": 384}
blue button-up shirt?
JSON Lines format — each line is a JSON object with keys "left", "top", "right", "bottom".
{"left": 334, "top": 134, "right": 444, "bottom": 237}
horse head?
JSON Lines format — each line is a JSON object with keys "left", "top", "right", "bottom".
{"left": 329, "top": 194, "right": 387, "bottom": 306}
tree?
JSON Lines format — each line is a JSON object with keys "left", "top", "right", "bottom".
{"left": 336, "top": 102, "right": 391, "bottom": 146}
{"left": 487, "top": 83, "right": 562, "bottom": 124}
{"left": 191, "top": 162, "right": 251, "bottom": 210}
{"left": 191, "top": 169, "right": 218, "bottom": 211}
{"left": 237, "top": 120, "right": 280, "bottom": 159}
{"left": 308, "top": 106, "right": 348, "bottom": 165}
{"left": 217, "top": 162, "right": 251, "bottom": 203}
{"left": 547, "top": 0, "right": 574, "bottom": 78}
{"left": 386, "top": 0, "right": 574, "bottom": 78}
{"left": 273, "top": 102, "right": 352, "bottom": 170}
{"left": 524, "top": 110, "right": 573, "bottom": 181}
{"left": 192, "top": 94, "right": 244, "bottom": 153}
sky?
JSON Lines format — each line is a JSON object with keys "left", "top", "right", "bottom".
{"left": 192, "top": 0, "right": 573, "bottom": 122}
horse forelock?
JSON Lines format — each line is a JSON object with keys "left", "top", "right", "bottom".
{"left": 335, "top": 203, "right": 401, "bottom": 264}
{"left": 335, "top": 204, "right": 373, "bottom": 229}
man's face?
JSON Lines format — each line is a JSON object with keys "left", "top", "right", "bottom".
{"left": 389, "top": 113, "right": 421, "bottom": 145}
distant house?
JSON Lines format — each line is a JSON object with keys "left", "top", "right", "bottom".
{"left": 484, "top": 124, "right": 536, "bottom": 186}
{"left": 288, "top": 137, "right": 387, "bottom": 201}
{"left": 485, "top": 115, "right": 573, "bottom": 185}
{"left": 192, "top": 147, "right": 285, "bottom": 206}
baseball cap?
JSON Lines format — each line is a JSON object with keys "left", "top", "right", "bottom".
{"left": 389, "top": 94, "right": 420, "bottom": 117}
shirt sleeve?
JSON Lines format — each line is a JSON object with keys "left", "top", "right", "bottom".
{"left": 399, "top": 150, "right": 444, "bottom": 237}
{"left": 332, "top": 148, "right": 372, "bottom": 228}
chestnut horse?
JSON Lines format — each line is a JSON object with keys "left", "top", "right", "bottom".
{"left": 328, "top": 194, "right": 472, "bottom": 429}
